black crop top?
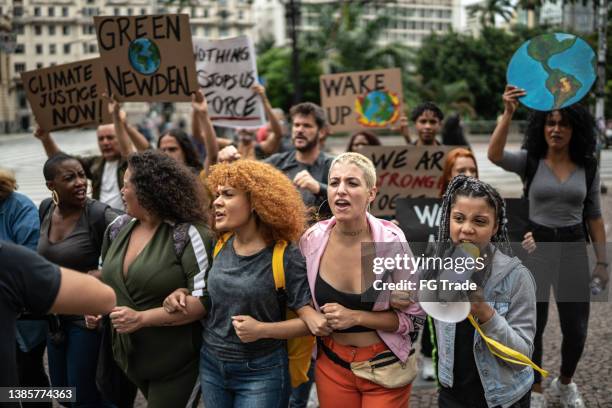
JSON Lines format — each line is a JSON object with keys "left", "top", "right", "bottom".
{"left": 315, "top": 273, "right": 376, "bottom": 333}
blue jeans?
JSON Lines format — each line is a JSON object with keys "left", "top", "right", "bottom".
{"left": 47, "top": 320, "right": 111, "bottom": 408}
{"left": 200, "top": 347, "right": 290, "bottom": 408}
{"left": 289, "top": 359, "right": 315, "bottom": 408}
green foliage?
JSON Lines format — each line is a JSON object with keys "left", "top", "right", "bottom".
{"left": 467, "top": 0, "right": 514, "bottom": 26}
{"left": 257, "top": 47, "right": 322, "bottom": 112}
{"left": 415, "top": 25, "right": 551, "bottom": 119}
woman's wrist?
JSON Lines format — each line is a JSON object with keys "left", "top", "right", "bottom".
{"left": 352, "top": 310, "right": 364, "bottom": 327}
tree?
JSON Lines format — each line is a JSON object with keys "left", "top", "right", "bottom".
{"left": 418, "top": 80, "right": 477, "bottom": 118}
{"left": 257, "top": 1, "right": 414, "bottom": 110}
{"left": 415, "top": 26, "right": 549, "bottom": 119}
{"left": 467, "top": 0, "right": 514, "bottom": 27}
{"left": 257, "top": 46, "right": 322, "bottom": 112}
{"left": 301, "top": 2, "right": 412, "bottom": 74}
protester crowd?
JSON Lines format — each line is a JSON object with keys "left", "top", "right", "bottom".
{"left": 1, "top": 72, "right": 610, "bottom": 408}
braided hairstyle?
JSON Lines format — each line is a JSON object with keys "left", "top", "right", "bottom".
{"left": 436, "top": 175, "right": 512, "bottom": 257}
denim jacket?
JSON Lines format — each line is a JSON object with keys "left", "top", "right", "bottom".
{"left": 299, "top": 212, "right": 425, "bottom": 362}
{"left": 435, "top": 247, "right": 537, "bottom": 408}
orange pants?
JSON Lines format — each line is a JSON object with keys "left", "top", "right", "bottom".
{"left": 315, "top": 337, "right": 411, "bottom": 408}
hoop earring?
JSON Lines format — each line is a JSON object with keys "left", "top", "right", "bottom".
{"left": 312, "top": 200, "right": 328, "bottom": 223}
{"left": 51, "top": 190, "right": 59, "bottom": 206}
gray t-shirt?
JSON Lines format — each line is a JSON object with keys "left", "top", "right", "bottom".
{"left": 203, "top": 236, "right": 311, "bottom": 361}
{"left": 499, "top": 149, "right": 601, "bottom": 228}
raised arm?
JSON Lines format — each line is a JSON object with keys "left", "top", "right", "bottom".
{"left": 254, "top": 84, "right": 283, "bottom": 156}
{"left": 399, "top": 114, "right": 411, "bottom": 144}
{"left": 124, "top": 123, "right": 150, "bottom": 152}
{"left": 33, "top": 127, "right": 61, "bottom": 157}
{"left": 106, "top": 94, "right": 135, "bottom": 158}
{"left": 51, "top": 267, "right": 116, "bottom": 315}
{"left": 488, "top": 85, "right": 525, "bottom": 164}
{"left": 191, "top": 90, "right": 219, "bottom": 172}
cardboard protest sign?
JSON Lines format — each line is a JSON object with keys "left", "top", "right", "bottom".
{"left": 320, "top": 68, "right": 403, "bottom": 133}
{"left": 94, "top": 14, "right": 198, "bottom": 102}
{"left": 20, "top": 58, "right": 112, "bottom": 131}
{"left": 193, "top": 35, "right": 265, "bottom": 128}
{"left": 396, "top": 197, "right": 530, "bottom": 255}
{"left": 360, "top": 145, "right": 455, "bottom": 216}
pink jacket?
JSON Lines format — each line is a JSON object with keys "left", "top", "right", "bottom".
{"left": 299, "top": 212, "right": 425, "bottom": 362}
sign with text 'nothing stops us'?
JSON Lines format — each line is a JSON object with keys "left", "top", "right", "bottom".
{"left": 94, "top": 14, "right": 198, "bottom": 102}
{"left": 21, "top": 58, "right": 112, "bottom": 131}
{"left": 320, "top": 68, "right": 403, "bottom": 133}
{"left": 193, "top": 35, "right": 265, "bottom": 128}
{"left": 361, "top": 145, "right": 455, "bottom": 217}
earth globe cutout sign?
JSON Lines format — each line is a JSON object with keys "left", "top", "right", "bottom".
{"left": 128, "top": 38, "right": 161, "bottom": 76}
{"left": 507, "top": 33, "right": 596, "bottom": 111}
{"left": 355, "top": 90, "right": 400, "bottom": 128}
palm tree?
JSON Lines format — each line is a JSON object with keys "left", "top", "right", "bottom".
{"left": 467, "top": 0, "right": 514, "bottom": 27}
{"left": 301, "top": 2, "right": 412, "bottom": 74}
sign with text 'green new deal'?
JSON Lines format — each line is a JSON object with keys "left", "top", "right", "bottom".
{"left": 95, "top": 14, "right": 198, "bottom": 102}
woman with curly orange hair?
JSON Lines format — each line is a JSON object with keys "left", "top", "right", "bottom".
{"left": 439, "top": 148, "right": 478, "bottom": 196}
{"left": 164, "top": 159, "right": 321, "bottom": 408}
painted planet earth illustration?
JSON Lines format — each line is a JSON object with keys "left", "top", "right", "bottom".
{"left": 128, "top": 38, "right": 161, "bottom": 75}
{"left": 355, "top": 90, "right": 400, "bottom": 127}
{"left": 507, "top": 33, "right": 596, "bottom": 111}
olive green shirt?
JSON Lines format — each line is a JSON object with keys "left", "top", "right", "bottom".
{"left": 101, "top": 219, "right": 212, "bottom": 380}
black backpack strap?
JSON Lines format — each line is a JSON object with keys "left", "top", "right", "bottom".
{"left": 582, "top": 157, "right": 598, "bottom": 242}
{"left": 173, "top": 223, "right": 191, "bottom": 258}
{"left": 38, "top": 198, "right": 54, "bottom": 223}
{"left": 521, "top": 153, "right": 539, "bottom": 199}
{"left": 107, "top": 214, "right": 133, "bottom": 243}
{"left": 86, "top": 200, "right": 113, "bottom": 252}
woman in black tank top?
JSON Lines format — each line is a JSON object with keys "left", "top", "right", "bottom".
{"left": 299, "top": 152, "right": 425, "bottom": 408}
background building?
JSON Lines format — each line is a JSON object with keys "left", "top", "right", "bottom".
{"left": 253, "top": 0, "right": 460, "bottom": 48}
{"left": 0, "top": 11, "right": 18, "bottom": 132}
{"left": 2, "top": 0, "right": 256, "bottom": 132}
{"left": 539, "top": 0, "right": 595, "bottom": 33}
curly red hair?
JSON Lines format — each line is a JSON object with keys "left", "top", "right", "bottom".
{"left": 207, "top": 160, "right": 307, "bottom": 243}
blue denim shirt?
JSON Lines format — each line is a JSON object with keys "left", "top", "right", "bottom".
{"left": 0, "top": 192, "right": 39, "bottom": 251}
{"left": 0, "top": 192, "right": 48, "bottom": 352}
{"left": 435, "top": 247, "right": 536, "bottom": 408}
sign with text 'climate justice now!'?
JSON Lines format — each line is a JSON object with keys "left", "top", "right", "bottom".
{"left": 360, "top": 145, "right": 455, "bottom": 217}
{"left": 320, "top": 68, "right": 403, "bottom": 133}
{"left": 94, "top": 14, "right": 198, "bottom": 102}
{"left": 193, "top": 35, "right": 265, "bottom": 128}
{"left": 21, "top": 58, "right": 112, "bottom": 131}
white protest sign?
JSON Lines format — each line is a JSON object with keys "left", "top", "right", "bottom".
{"left": 193, "top": 35, "right": 265, "bottom": 128}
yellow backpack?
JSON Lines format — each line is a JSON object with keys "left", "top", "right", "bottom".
{"left": 213, "top": 233, "right": 315, "bottom": 388}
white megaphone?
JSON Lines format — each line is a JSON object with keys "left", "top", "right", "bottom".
{"left": 418, "top": 242, "right": 481, "bottom": 323}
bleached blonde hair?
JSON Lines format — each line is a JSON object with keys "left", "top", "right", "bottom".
{"left": 329, "top": 152, "right": 377, "bottom": 190}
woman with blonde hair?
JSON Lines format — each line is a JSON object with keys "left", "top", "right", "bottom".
{"left": 299, "top": 152, "right": 425, "bottom": 407}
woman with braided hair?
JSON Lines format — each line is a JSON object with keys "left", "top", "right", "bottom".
{"left": 432, "top": 175, "right": 536, "bottom": 408}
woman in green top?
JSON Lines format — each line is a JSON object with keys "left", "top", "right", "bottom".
{"left": 97, "top": 151, "right": 212, "bottom": 408}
